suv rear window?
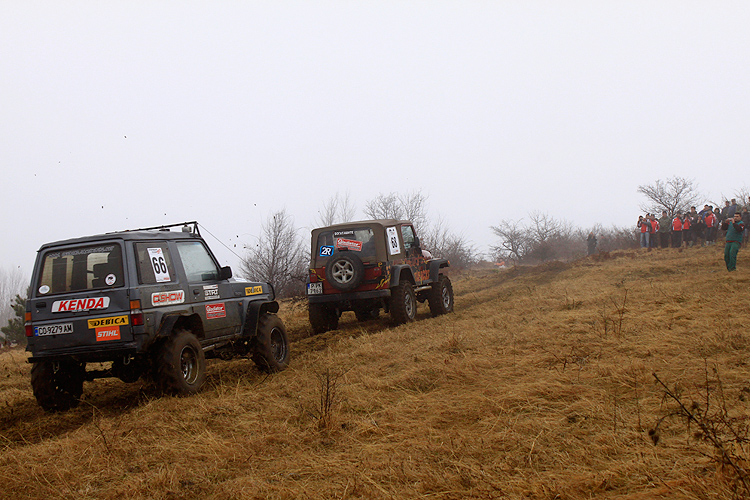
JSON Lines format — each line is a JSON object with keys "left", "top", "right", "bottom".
{"left": 315, "top": 228, "right": 376, "bottom": 261}
{"left": 37, "top": 243, "right": 124, "bottom": 295}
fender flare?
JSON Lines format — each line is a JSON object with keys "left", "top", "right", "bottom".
{"left": 243, "top": 300, "right": 280, "bottom": 337}
{"left": 389, "top": 265, "right": 415, "bottom": 288}
{"left": 428, "top": 259, "right": 450, "bottom": 282}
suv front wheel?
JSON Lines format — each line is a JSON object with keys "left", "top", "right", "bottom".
{"left": 156, "top": 329, "right": 206, "bottom": 395}
{"left": 390, "top": 281, "right": 416, "bottom": 325}
{"left": 428, "top": 275, "right": 454, "bottom": 316}
{"left": 252, "top": 314, "right": 290, "bottom": 372}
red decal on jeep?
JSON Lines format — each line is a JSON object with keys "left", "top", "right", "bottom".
{"left": 205, "top": 303, "right": 226, "bottom": 319}
{"left": 52, "top": 297, "right": 110, "bottom": 313}
{"left": 95, "top": 326, "right": 120, "bottom": 341}
{"left": 336, "top": 238, "right": 363, "bottom": 252}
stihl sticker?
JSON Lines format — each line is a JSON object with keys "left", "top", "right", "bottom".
{"left": 52, "top": 297, "right": 110, "bottom": 313}
{"left": 95, "top": 326, "right": 121, "bottom": 341}
{"left": 151, "top": 290, "right": 185, "bottom": 307}
{"left": 336, "top": 238, "right": 363, "bottom": 252}
{"left": 88, "top": 315, "right": 129, "bottom": 329}
{"left": 205, "top": 303, "right": 226, "bottom": 319}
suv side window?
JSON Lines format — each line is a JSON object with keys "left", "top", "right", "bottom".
{"left": 401, "top": 226, "right": 416, "bottom": 252}
{"left": 176, "top": 241, "right": 219, "bottom": 282}
{"left": 135, "top": 242, "right": 176, "bottom": 284}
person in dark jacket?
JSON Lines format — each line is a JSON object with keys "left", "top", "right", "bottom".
{"left": 587, "top": 232, "right": 597, "bottom": 256}
{"left": 722, "top": 212, "right": 745, "bottom": 272}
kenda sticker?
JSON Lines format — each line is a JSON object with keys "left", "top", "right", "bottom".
{"left": 52, "top": 297, "right": 110, "bottom": 313}
{"left": 151, "top": 290, "right": 185, "bottom": 307}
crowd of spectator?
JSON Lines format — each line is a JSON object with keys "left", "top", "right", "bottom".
{"left": 636, "top": 198, "right": 750, "bottom": 249}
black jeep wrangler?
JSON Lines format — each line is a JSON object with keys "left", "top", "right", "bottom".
{"left": 306, "top": 219, "right": 454, "bottom": 334}
{"left": 25, "top": 222, "right": 289, "bottom": 411}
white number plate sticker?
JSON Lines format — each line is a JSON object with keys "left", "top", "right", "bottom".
{"left": 34, "top": 323, "right": 74, "bottom": 336}
{"left": 307, "top": 282, "right": 323, "bottom": 295}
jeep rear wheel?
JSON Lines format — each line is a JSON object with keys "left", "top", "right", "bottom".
{"left": 325, "top": 252, "right": 365, "bottom": 292}
{"left": 428, "top": 275, "right": 454, "bottom": 316}
{"left": 252, "top": 314, "right": 289, "bottom": 373}
{"left": 390, "top": 282, "right": 416, "bottom": 325}
{"left": 156, "top": 329, "right": 206, "bottom": 395}
{"left": 31, "top": 360, "right": 85, "bottom": 412}
{"left": 309, "top": 303, "right": 339, "bottom": 334}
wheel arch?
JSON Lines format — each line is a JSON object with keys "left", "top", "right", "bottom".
{"left": 389, "top": 265, "right": 415, "bottom": 287}
{"left": 429, "top": 259, "right": 450, "bottom": 282}
{"left": 243, "top": 300, "right": 280, "bottom": 337}
{"left": 158, "top": 313, "right": 205, "bottom": 340}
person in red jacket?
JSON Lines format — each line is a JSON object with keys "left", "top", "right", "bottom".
{"left": 637, "top": 215, "right": 651, "bottom": 248}
{"left": 649, "top": 215, "right": 659, "bottom": 248}
{"left": 681, "top": 213, "right": 692, "bottom": 247}
{"left": 704, "top": 209, "right": 717, "bottom": 245}
{"left": 671, "top": 214, "right": 683, "bottom": 248}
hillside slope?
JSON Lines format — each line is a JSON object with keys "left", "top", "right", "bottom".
{"left": 1, "top": 246, "right": 749, "bottom": 499}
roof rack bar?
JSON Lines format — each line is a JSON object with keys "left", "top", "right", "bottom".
{"left": 109, "top": 221, "right": 200, "bottom": 236}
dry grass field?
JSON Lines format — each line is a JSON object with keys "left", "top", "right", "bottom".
{"left": 1, "top": 246, "right": 749, "bottom": 499}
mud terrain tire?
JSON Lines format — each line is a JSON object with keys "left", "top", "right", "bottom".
{"left": 156, "top": 329, "right": 206, "bottom": 395}
{"left": 309, "top": 303, "right": 339, "bottom": 334}
{"left": 390, "top": 282, "right": 417, "bottom": 325}
{"left": 428, "top": 275, "right": 454, "bottom": 317}
{"left": 252, "top": 314, "right": 289, "bottom": 372}
{"left": 325, "top": 252, "right": 365, "bottom": 292}
{"left": 31, "top": 360, "right": 85, "bottom": 412}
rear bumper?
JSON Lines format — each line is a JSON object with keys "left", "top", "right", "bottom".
{"left": 28, "top": 341, "right": 141, "bottom": 363}
{"left": 307, "top": 289, "right": 390, "bottom": 304}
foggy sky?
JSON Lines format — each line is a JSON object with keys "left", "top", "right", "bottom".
{"left": 2, "top": 1, "right": 749, "bottom": 277}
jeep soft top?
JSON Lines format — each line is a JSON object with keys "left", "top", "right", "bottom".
{"left": 25, "top": 222, "right": 289, "bottom": 411}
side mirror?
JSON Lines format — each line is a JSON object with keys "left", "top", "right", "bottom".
{"left": 413, "top": 236, "right": 421, "bottom": 248}
{"left": 219, "top": 266, "right": 232, "bottom": 280}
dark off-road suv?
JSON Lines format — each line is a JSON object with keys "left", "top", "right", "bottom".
{"left": 25, "top": 222, "right": 289, "bottom": 411}
{"left": 306, "top": 219, "right": 454, "bottom": 334}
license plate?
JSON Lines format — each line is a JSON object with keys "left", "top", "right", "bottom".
{"left": 307, "top": 282, "right": 323, "bottom": 295}
{"left": 34, "top": 323, "right": 74, "bottom": 336}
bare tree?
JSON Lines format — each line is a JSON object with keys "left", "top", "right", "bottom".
{"left": 363, "top": 192, "right": 404, "bottom": 221}
{"left": 239, "top": 209, "right": 308, "bottom": 298}
{"left": 421, "top": 216, "right": 476, "bottom": 270}
{"left": 398, "top": 191, "right": 428, "bottom": 232}
{"left": 490, "top": 219, "right": 528, "bottom": 263}
{"left": 315, "top": 192, "right": 357, "bottom": 227}
{"left": 638, "top": 176, "right": 701, "bottom": 216}
{"left": 0, "top": 266, "right": 27, "bottom": 342}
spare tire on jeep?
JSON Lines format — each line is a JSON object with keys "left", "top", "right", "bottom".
{"left": 325, "top": 252, "right": 365, "bottom": 292}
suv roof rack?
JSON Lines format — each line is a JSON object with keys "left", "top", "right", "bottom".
{"left": 109, "top": 221, "right": 200, "bottom": 236}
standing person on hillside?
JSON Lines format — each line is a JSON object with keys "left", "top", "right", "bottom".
{"left": 637, "top": 215, "right": 650, "bottom": 248}
{"left": 742, "top": 207, "right": 750, "bottom": 244}
{"left": 704, "top": 208, "right": 717, "bottom": 245}
{"left": 722, "top": 212, "right": 745, "bottom": 272}
{"left": 658, "top": 211, "right": 671, "bottom": 248}
{"left": 671, "top": 213, "right": 683, "bottom": 248}
{"left": 587, "top": 232, "right": 597, "bottom": 256}
{"left": 682, "top": 212, "right": 693, "bottom": 247}
{"left": 649, "top": 214, "right": 659, "bottom": 248}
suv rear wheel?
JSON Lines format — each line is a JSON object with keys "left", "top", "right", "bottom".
{"left": 390, "top": 281, "right": 416, "bottom": 325}
{"left": 31, "top": 360, "right": 85, "bottom": 412}
{"left": 309, "top": 303, "right": 339, "bottom": 334}
{"left": 156, "top": 329, "right": 206, "bottom": 395}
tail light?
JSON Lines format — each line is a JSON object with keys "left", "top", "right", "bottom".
{"left": 24, "top": 312, "right": 32, "bottom": 337}
{"left": 130, "top": 299, "right": 144, "bottom": 326}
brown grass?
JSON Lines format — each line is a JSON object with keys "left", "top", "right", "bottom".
{"left": 2, "top": 246, "right": 750, "bottom": 499}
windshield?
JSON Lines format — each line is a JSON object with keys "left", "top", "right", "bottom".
{"left": 37, "top": 243, "right": 124, "bottom": 296}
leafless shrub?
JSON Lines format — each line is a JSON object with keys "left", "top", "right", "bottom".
{"left": 652, "top": 366, "right": 750, "bottom": 496}
{"left": 316, "top": 368, "right": 344, "bottom": 431}
{"left": 240, "top": 209, "right": 308, "bottom": 298}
